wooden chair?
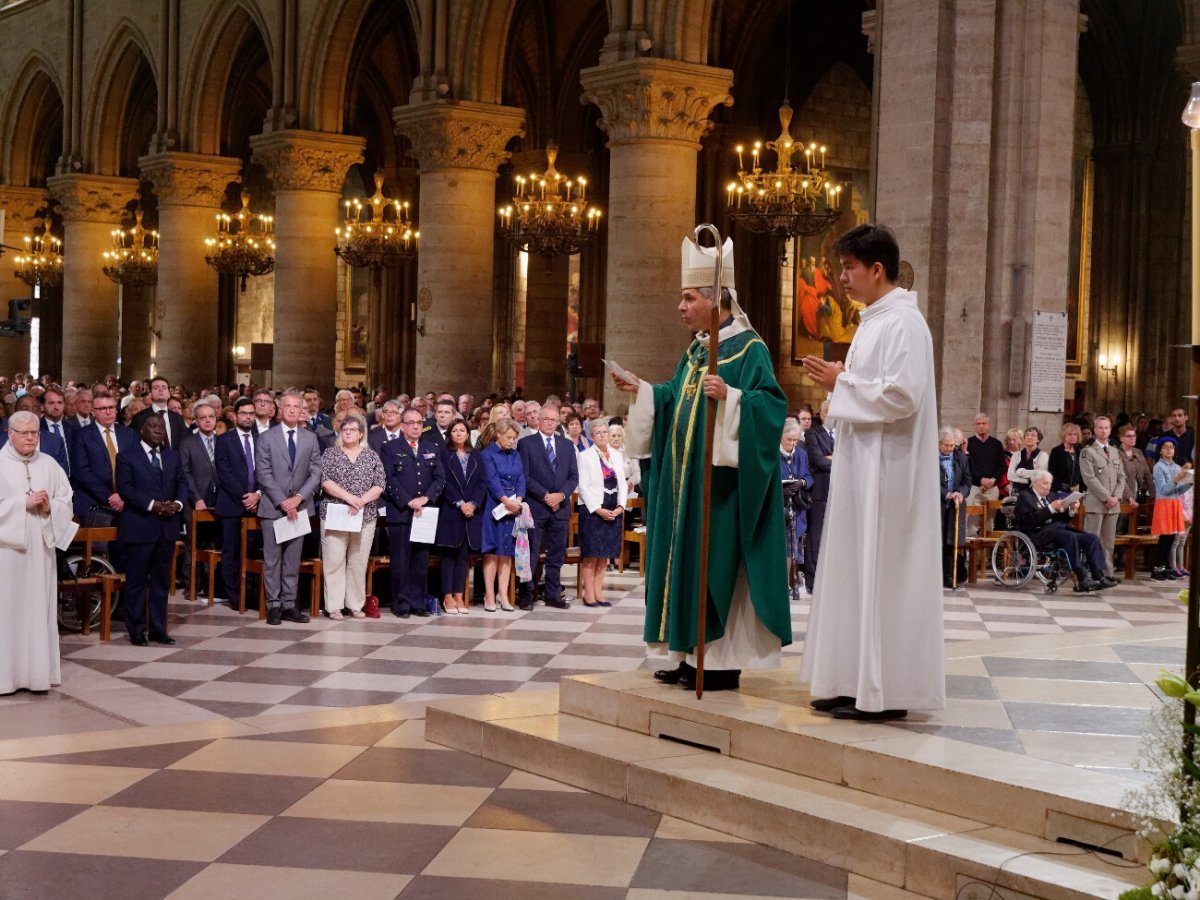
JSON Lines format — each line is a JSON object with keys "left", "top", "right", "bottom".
{"left": 240, "top": 518, "right": 324, "bottom": 618}
{"left": 60, "top": 526, "right": 118, "bottom": 638}
{"left": 1114, "top": 500, "right": 1159, "bottom": 579}
{"left": 963, "top": 504, "right": 994, "bottom": 583}
{"left": 619, "top": 497, "right": 646, "bottom": 574}
{"left": 187, "top": 508, "right": 218, "bottom": 603}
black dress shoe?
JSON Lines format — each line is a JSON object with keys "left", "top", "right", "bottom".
{"left": 266, "top": 607, "right": 283, "bottom": 625}
{"left": 544, "top": 597, "right": 569, "bottom": 609}
{"left": 810, "top": 695, "right": 856, "bottom": 712}
{"left": 1074, "top": 578, "right": 1101, "bottom": 593}
{"left": 129, "top": 633, "right": 149, "bottom": 646}
{"left": 830, "top": 705, "right": 907, "bottom": 721}
{"left": 394, "top": 608, "right": 411, "bottom": 619}
{"left": 679, "top": 667, "right": 741, "bottom": 692}
{"left": 653, "top": 661, "right": 693, "bottom": 685}
{"left": 413, "top": 609, "right": 431, "bottom": 618}
{"left": 281, "top": 607, "right": 310, "bottom": 623}
{"left": 148, "top": 632, "right": 176, "bottom": 645}
{"left": 1098, "top": 576, "right": 1119, "bottom": 589}
{"left": 517, "top": 599, "right": 536, "bottom": 611}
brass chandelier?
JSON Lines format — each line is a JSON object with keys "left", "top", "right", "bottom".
{"left": 13, "top": 216, "right": 63, "bottom": 288}
{"left": 102, "top": 207, "right": 159, "bottom": 287}
{"left": 726, "top": 100, "right": 842, "bottom": 239}
{"left": 204, "top": 190, "right": 276, "bottom": 292}
{"left": 334, "top": 173, "right": 418, "bottom": 269}
{"left": 498, "top": 143, "right": 601, "bottom": 262}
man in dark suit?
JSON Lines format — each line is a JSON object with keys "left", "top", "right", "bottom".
{"left": 939, "top": 427, "right": 972, "bottom": 588}
{"left": 116, "top": 415, "right": 187, "bottom": 645}
{"left": 425, "top": 399, "right": 456, "bottom": 447}
{"left": 66, "top": 387, "right": 93, "bottom": 437}
{"left": 517, "top": 401, "right": 578, "bottom": 610}
{"left": 303, "top": 388, "right": 331, "bottom": 431}
{"left": 255, "top": 389, "right": 321, "bottom": 625}
{"left": 69, "top": 394, "right": 138, "bottom": 523}
{"left": 40, "top": 386, "right": 71, "bottom": 471}
{"left": 213, "top": 397, "right": 261, "bottom": 604}
{"left": 380, "top": 407, "right": 445, "bottom": 617}
{"left": 1015, "top": 470, "right": 1115, "bottom": 593}
{"left": 803, "top": 400, "right": 834, "bottom": 593}
{"left": 367, "top": 401, "right": 404, "bottom": 454}
{"left": 132, "top": 376, "right": 189, "bottom": 450}
{"left": 181, "top": 401, "right": 219, "bottom": 510}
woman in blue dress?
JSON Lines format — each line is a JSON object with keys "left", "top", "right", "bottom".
{"left": 480, "top": 419, "right": 525, "bottom": 611}
{"left": 779, "top": 417, "right": 811, "bottom": 599}
{"left": 577, "top": 419, "right": 627, "bottom": 607}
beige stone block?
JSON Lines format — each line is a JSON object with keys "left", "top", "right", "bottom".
{"left": 0, "top": 760, "right": 154, "bottom": 804}
{"left": 846, "top": 873, "right": 927, "bottom": 899}
{"left": 166, "top": 864, "right": 410, "bottom": 900}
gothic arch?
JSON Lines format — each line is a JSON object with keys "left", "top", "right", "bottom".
{"left": 300, "top": 0, "right": 422, "bottom": 133}
{"left": 0, "top": 52, "right": 64, "bottom": 186}
{"left": 180, "top": 0, "right": 275, "bottom": 156}
{"left": 451, "top": 0, "right": 520, "bottom": 103}
{"left": 82, "top": 20, "right": 159, "bottom": 176}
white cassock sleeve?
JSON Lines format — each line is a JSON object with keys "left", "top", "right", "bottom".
{"left": 712, "top": 387, "right": 741, "bottom": 468}
{"left": 622, "top": 379, "right": 657, "bottom": 459}
{"left": 0, "top": 494, "right": 24, "bottom": 551}
{"left": 828, "top": 322, "right": 925, "bottom": 426}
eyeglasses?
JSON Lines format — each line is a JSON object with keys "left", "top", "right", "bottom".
{"left": 8, "top": 428, "right": 38, "bottom": 436}
{"left": 93, "top": 405, "right": 116, "bottom": 411}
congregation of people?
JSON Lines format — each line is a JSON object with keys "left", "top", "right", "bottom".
{"left": 779, "top": 403, "right": 1194, "bottom": 597}
{"left": 0, "top": 372, "right": 634, "bottom": 693}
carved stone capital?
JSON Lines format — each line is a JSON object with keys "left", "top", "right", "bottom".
{"left": 580, "top": 59, "right": 733, "bottom": 148}
{"left": 46, "top": 173, "right": 139, "bottom": 224}
{"left": 0, "top": 185, "right": 49, "bottom": 235}
{"left": 138, "top": 151, "right": 243, "bottom": 207}
{"left": 250, "top": 129, "right": 365, "bottom": 193}
{"left": 392, "top": 100, "right": 525, "bottom": 173}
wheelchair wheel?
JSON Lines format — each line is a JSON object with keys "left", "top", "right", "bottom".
{"left": 991, "top": 531, "right": 1036, "bottom": 589}
{"left": 57, "top": 553, "right": 117, "bottom": 633}
{"left": 1035, "top": 548, "right": 1073, "bottom": 593}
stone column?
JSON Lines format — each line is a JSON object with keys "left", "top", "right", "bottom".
{"left": 46, "top": 174, "right": 139, "bottom": 380}
{"left": 139, "top": 151, "right": 243, "bottom": 389}
{"left": 392, "top": 100, "right": 525, "bottom": 396}
{"left": 523, "top": 254, "right": 571, "bottom": 401}
{"left": 251, "top": 130, "right": 364, "bottom": 397}
{"left": 0, "top": 186, "right": 47, "bottom": 375}
{"left": 581, "top": 59, "right": 733, "bottom": 412}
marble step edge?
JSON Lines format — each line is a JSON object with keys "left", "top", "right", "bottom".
{"left": 425, "top": 698, "right": 1145, "bottom": 900}
{"left": 556, "top": 672, "right": 1152, "bottom": 853}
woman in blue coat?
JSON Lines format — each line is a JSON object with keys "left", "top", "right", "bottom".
{"left": 480, "top": 420, "right": 525, "bottom": 611}
{"left": 780, "top": 417, "right": 811, "bottom": 599}
{"left": 436, "top": 420, "right": 488, "bottom": 613}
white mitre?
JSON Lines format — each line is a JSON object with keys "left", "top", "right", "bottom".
{"left": 681, "top": 236, "right": 736, "bottom": 291}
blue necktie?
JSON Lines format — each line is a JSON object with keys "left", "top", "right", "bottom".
{"left": 287, "top": 429, "right": 296, "bottom": 465}
{"left": 243, "top": 433, "right": 256, "bottom": 490}
{"left": 150, "top": 448, "right": 161, "bottom": 472}
{"left": 545, "top": 436, "right": 556, "bottom": 465}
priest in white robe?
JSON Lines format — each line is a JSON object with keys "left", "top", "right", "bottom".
{"left": 799, "top": 224, "right": 945, "bottom": 720}
{"left": 0, "top": 410, "right": 75, "bottom": 695}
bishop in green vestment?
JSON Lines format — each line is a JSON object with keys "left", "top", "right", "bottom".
{"left": 619, "top": 237, "right": 791, "bottom": 690}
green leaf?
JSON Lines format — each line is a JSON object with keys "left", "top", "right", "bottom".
{"left": 1159, "top": 671, "right": 1190, "bottom": 697}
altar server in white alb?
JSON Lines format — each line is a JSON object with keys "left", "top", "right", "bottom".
{"left": 799, "top": 224, "right": 944, "bottom": 721}
{"left": 0, "top": 410, "right": 75, "bottom": 695}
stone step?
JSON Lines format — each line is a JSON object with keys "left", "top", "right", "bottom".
{"left": 426, "top": 690, "right": 1146, "bottom": 900}
{"left": 556, "top": 670, "right": 1147, "bottom": 860}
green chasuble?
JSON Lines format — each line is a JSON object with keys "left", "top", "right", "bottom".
{"left": 640, "top": 328, "right": 791, "bottom": 652}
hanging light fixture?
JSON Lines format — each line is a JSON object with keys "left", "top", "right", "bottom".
{"left": 498, "top": 142, "right": 601, "bottom": 264}
{"left": 13, "top": 216, "right": 63, "bottom": 288}
{"left": 726, "top": 1, "right": 842, "bottom": 241}
{"left": 102, "top": 207, "right": 159, "bottom": 287}
{"left": 204, "top": 190, "right": 276, "bottom": 292}
{"left": 334, "top": 173, "right": 418, "bottom": 269}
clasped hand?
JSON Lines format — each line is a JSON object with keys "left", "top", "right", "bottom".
{"left": 801, "top": 356, "right": 844, "bottom": 392}
{"left": 25, "top": 490, "right": 49, "bottom": 514}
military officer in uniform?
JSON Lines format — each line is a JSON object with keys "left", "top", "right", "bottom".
{"left": 380, "top": 408, "right": 445, "bottom": 617}
{"left": 1080, "top": 414, "right": 1126, "bottom": 578}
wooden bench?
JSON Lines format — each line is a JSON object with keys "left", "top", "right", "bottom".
{"left": 239, "top": 518, "right": 324, "bottom": 618}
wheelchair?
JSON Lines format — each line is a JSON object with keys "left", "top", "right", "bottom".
{"left": 56, "top": 548, "right": 118, "bottom": 632}
{"left": 988, "top": 497, "right": 1075, "bottom": 593}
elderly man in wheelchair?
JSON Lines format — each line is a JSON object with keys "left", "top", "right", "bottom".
{"left": 1007, "top": 470, "right": 1117, "bottom": 594}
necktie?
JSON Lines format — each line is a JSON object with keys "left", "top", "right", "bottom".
{"left": 51, "top": 422, "right": 60, "bottom": 439}
{"left": 205, "top": 435, "right": 214, "bottom": 464}
{"left": 158, "top": 410, "right": 171, "bottom": 449}
{"left": 150, "top": 447, "right": 161, "bottom": 472}
{"left": 409, "top": 441, "right": 418, "bottom": 453}
{"left": 387, "top": 432, "right": 397, "bottom": 441}
{"left": 287, "top": 429, "right": 296, "bottom": 465}
{"left": 545, "top": 436, "right": 556, "bottom": 464}
{"left": 243, "top": 432, "right": 256, "bottom": 490}
{"left": 104, "top": 427, "right": 117, "bottom": 490}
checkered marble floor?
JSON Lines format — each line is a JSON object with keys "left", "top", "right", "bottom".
{"left": 0, "top": 707, "right": 852, "bottom": 900}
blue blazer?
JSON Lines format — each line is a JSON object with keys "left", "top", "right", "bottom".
{"left": 436, "top": 447, "right": 488, "bottom": 550}
{"left": 804, "top": 426, "right": 835, "bottom": 502}
{"left": 68, "top": 423, "right": 139, "bottom": 516}
{"left": 213, "top": 428, "right": 259, "bottom": 518}
{"left": 116, "top": 443, "right": 188, "bottom": 543}
{"left": 518, "top": 431, "right": 578, "bottom": 522}
{"left": 380, "top": 437, "right": 445, "bottom": 524}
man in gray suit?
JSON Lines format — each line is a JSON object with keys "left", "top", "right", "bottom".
{"left": 1080, "top": 414, "right": 1125, "bottom": 579}
{"left": 256, "top": 389, "right": 322, "bottom": 624}
{"left": 180, "top": 401, "right": 219, "bottom": 510}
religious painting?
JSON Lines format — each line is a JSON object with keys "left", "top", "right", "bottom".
{"left": 1064, "top": 157, "right": 1092, "bottom": 371}
{"left": 343, "top": 264, "right": 369, "bottom": 371}
{"left": 790, "top": 209, "right": 862, "bottom": 364}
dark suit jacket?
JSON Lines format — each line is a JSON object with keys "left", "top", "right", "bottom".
{"left": 1014, "top": 489, "right": 1077, "bottom": 551}
{"left": 69, "top": 423, "right": 139, "bottom": 516}
{"left": 939, "top": 449, "right": 971, "bottom": 543}
{"left": 436, "top": 447, "right": 488, "bottom": 550}
{"left": 180, "top": 430, "right": 218, "bottom": 509}
{"left": 132, "top": 406, "right": 190, "bottom": 450}
{"left": 40, "top": 417, "right": 72, "bottom": 465}
{"left": 380, "top": 437, "right": 445, "bottom": 525}
{"left": 116, "top": 443, "right": 187, "bottom": 543}
{"left": 367, "top": 427, "right": 404, "bottom": 456}
{"left": 307, "top": 412, "right": 331, "bottom": 431}
{"left": 518, "top": 431, "right": 578, "bottom": 522}
{"left": 804, "top": 426, "right": 835, "bottom": 502}
{"left": 214, "top": 428, "right": 259, "bottom": 517}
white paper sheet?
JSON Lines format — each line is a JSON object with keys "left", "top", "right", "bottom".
{"left": 602, "top": 358, "right": 638, "bottom": 387}
{"left": 272, "top": 513, "right": 312, "bottom": 542}
{"left": 492, "top": 502, "right": 510, "bottom": 521}
{"left": 409, "top": 506, "right": 440, "bottom": 543}
{"left": 324, "top": 503, "right": 363, "bottom": 533}
{"left": 55, "top": 519, "right": 80, "bottom": 552}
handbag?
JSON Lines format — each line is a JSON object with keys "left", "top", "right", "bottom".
{"left": 363, "top": 594, "right": 381, "bottom": 619}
